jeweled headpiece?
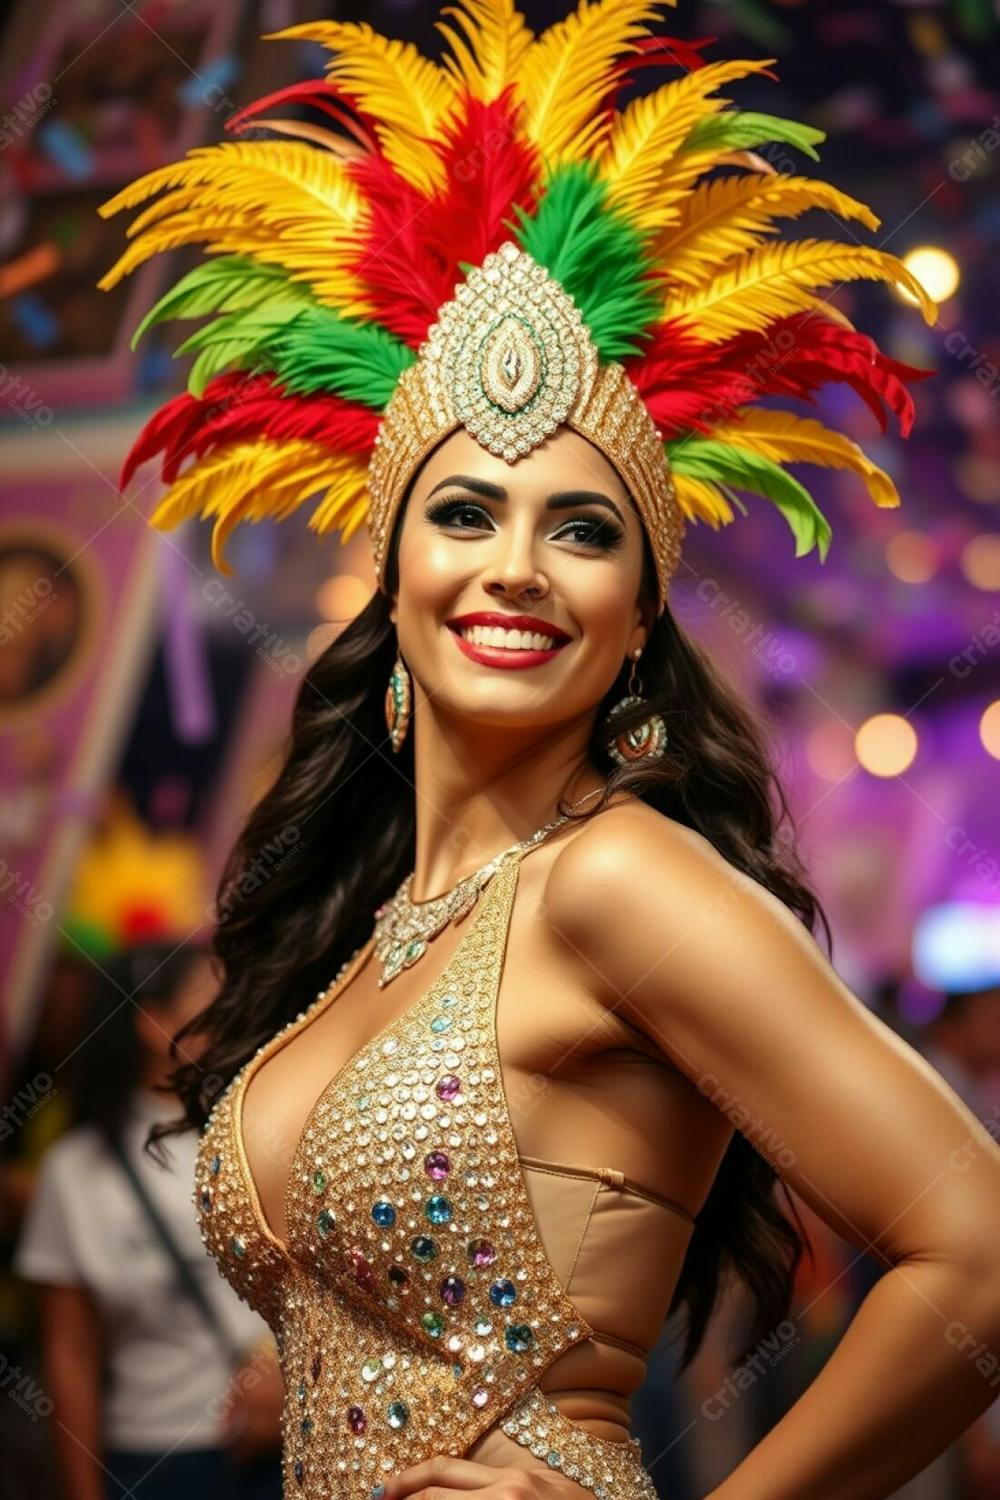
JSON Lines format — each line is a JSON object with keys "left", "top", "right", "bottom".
{"left": 100, "top": 0, "right": 936, "bottom": 615}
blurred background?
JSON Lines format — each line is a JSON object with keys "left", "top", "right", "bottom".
{"left": 1, "top": 1, "right": 999, "bottom": 1498}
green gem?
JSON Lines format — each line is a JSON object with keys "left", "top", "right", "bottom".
{"left": 317, "top": 1209, "right": 335, "bottom": 1239}
{"left": 230, "top": 1236, "right": 245, "bottom": 1258}
{"left": 421, "top": 1311, "right": 444, "bottom": 1338}
{"left": 312, "top": 1169, "right": 327, "bottom": 1195}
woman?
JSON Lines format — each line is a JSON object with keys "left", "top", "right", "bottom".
{"left": 15, "top": 943, "right": 283, "bottom": 1500}
{"left": 100, "top": 4, "right": 1000, "bottom": 1497}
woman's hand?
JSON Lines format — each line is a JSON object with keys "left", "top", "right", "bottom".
{"left": 373, "top": 1456, "right": 593, "bottom": 1500}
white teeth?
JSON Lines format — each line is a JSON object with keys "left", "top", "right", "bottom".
{"left": 459, "top": 625, "right": 559, "bottom": 651}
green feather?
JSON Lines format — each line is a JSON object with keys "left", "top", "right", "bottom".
{"left": 130, "top": 257, "right": 306, "bottom": 350}
{"left": 510, "top": 162, "right": 661, "bottom": 358}
{"left": 668, "top": 435, "right": 832, "bottom": 559}
{"left": 684, "top": 111, "right": 826, "bottom": 162}
{"left": 272, "top": 307, "right": 416, "bottom": 409}
{"left": 142, "top": 274, "right": 414, "bottom": 405}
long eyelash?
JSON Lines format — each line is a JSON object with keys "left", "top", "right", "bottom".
{"left": 424, "top": 496, "right": 625, "bottom": 552}
{"left": 424, "top": 497, "right": 490, "bottom": 527}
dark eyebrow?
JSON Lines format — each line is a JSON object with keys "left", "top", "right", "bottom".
{"left": 426, "top": 474, "right": 626, "bottom": 526}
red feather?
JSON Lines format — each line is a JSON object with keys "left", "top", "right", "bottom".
{"left": 120, "top": 374, "right": 379, "bottom": 490}
{"left": 225, "top": 79, "right": 377, "bottom": 153}
{"left": 345, "top": 87, "right": 541, "bottom": 348}
{"left": 625, "top": 314, "right": 933, "bottom": 439}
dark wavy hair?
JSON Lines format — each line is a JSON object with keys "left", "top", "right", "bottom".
{"left": 149, "top": 491, "right": 829, "bottom": 1373}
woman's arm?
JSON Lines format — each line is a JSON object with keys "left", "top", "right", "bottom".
{"left": 38, "top": 1281, "right": 108, "bottom": 1500}
{"left": 547, "top": 813, "right": 1000, "bottom": 1500}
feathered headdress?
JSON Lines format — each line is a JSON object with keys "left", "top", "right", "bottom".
{"left": 99, "top": 0, "right": 935, "bottom": 612}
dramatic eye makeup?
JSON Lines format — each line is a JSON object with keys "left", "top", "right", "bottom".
{"left": 422, "top": 474, "right": 627, "bottom": 553}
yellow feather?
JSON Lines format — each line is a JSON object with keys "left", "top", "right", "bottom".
{"left": 653, "top": 172, "right": 881, "bottom": 289}
{"left": 435, "top": 0, "right": 535, "bottom": 101}
{"left": 98, "top": 143, "right": 370, "bottom": 314}
{"left": 671, "top": 473, "right": 736, "bottom": 528}
{"left": 712, "top": 408, "right": 900, "bottom": 509}
{"left": 598, "top": 59, "right": 779, "bottom": 232}
{"left": 622, "top": 146, "right": 726, "bottom": 235}
{"left": 663, "top": 238, "right": 938, "bottom": 344}
{"left": 308, "top": 455, "right": 374, "bottom": 536}
{"left": 267, "top": 21, "right": 458, "bottom": 194}
{"left": 148, "top": 440, "right": 368, "bottom": 575}
{"left": 511, "top": 0, "right": 674, "bottom": 168}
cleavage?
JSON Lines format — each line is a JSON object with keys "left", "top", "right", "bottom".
{"left": 239, "top": 896, "right": 489, "bottom": 1251}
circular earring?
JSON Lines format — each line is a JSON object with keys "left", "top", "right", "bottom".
{"left": 385, "top": 649, "right": 412, "bottom": 753}
{"left": 604, "top": 648, "right": 668, "bottom": 765}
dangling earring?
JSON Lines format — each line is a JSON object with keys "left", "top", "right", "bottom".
{"left": 604, "top": 648, "right": 667, "bottom": 765}
{"left": 385, "top": 649, "right": 412, "bottom": 753}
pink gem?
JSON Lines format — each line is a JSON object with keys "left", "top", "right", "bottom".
{"left": 472, "top": 1388, "right": 489, "bottom": 1408}
{"left": 347, "top": 1405, "right": 367, "bottom": 1434}
{"left": 435, "top": 1074, "right": 461, "bottom": 1101}
{"left": 425, "top": 1150, "right": 450, "bottom": 1180}
{"left": 467, "top": 1237, "right": 496, "bottom": 1267}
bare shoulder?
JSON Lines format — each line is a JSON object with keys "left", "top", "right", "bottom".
{"left": 543, "top": 795, "right": 816, "bottom": 1013}
{"left": 547, "top": 796, "right": 758, "bottom": 933}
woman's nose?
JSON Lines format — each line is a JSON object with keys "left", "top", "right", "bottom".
{"left": 480, "top": 525, "right": 549, "bottom": 601}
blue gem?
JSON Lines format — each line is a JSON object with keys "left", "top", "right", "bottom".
{"left": 411, "top": 1235, "right": 438, "bottom": 1262}
{"left": 301, "top": 1416, "right": 314, "bottom": 1436}
{"left": 295, "top": 1459, "right": 305, "bottom": 1485}
{"left": 489, "top": 1278, "right": 517, "bottom": 1307}
{"left": 371, "top": 1200, "right": 396, "bottom": 1227}
{"left": 230, "top": 1236, "right": 245, "bottom": 1258}
{"left": 386, "top": 1399, "right": 409, "bottom": 1429}
{"left": 440, "top": 993, "right": 459, "bottom": 1007}
{"left": 209, "top": 1154, "right": 221, "bottom": 1175}
{"left": 429, "top": 1014, "right": 454, "bottom": 1034}
{"left": 505, "top": 1323, "right": 533, "bottom": 1353}
{"left": 317, "top": 1209, "right": 335, "bottom": 1239}
{"left": 425, "top": 1194, "right": 452, "bottom": 1224}
{"left": 200, "top": 1188, "right": 211, "bottom": 1210}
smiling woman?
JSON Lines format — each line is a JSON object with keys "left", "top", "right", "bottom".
{"left": 95, "top": 2, "right": 1000, "bottom": 1498}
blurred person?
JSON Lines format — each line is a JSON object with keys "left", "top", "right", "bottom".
{"left": 14, "top": 942, "right": 283, "bottom": 1500}
{"left": 922, "top": 983, "right": 1000, "bottom": 1132}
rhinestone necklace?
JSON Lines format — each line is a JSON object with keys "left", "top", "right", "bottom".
{"left": 373, "top": 787, "right": 605, "bottom": 988}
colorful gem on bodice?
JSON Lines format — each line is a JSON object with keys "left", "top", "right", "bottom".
{"left": 424, "top": 1194, "right": 452, "bottom": 1223}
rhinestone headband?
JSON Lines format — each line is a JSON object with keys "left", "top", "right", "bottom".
{"left": 368, "top": 242, "right": 683, "bottom": 616}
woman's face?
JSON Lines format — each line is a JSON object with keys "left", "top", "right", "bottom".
{"left": 391, "top": 425, "right": 654, "bottom": 733}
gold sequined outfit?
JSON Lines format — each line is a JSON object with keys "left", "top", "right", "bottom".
{"left": 194, "top": 847, "right": 691, "bottom": 1499}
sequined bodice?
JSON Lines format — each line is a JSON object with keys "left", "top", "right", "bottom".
{"left": 194, "top": 848, "right": 666, "bottom": 1500}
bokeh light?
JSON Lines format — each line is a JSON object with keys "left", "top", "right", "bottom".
{"left": 898, "top": 245, "right": 959, "bottom": 304}
{"left": 960, "top": 534, "right": 1000, "bottom": 590}
{"left": 855, "top": 713, "right": 919, "bottom": 776}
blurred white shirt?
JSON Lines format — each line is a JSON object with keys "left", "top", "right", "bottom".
{"left": 15, "top": 1089, "right": 270, "bottom": 1451}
